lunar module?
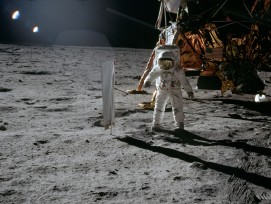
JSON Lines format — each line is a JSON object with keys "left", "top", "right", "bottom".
{"left": 128, "top": 0, "right": 271, "bottom": 109}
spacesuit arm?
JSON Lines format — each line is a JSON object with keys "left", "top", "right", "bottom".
{"left": 176, "top": 66, "right": 193, "bottom": 93}
{"left": 144, "top": 66, "right": 160, "bottom": 85}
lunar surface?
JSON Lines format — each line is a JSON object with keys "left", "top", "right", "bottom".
{"left": 1, "top": 43, "right": 271, "bottom": 203}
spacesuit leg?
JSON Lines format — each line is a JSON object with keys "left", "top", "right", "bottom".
{"left": 170, "top": 91, "right": 184, "bottom": 129}
{"left": 153, "top": 90, "right": 169, "bottom": 126}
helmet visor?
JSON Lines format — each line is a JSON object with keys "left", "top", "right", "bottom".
{"left": 158, "top": 58, "right": 175, "bottom": 70}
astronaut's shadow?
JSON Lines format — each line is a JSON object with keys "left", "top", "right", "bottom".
{"left": 161, "top": 129, "right": 271, "bottom": 157}
{"left": 116, "top": 135, "right": 271, "bottom": 190}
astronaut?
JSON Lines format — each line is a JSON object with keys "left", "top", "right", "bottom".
{"left": 143, "top": 50, "right": 194, "bottom": 131}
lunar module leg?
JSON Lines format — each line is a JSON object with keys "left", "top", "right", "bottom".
{"left": 138, "top": 90, "right": 157, "bottom": 110}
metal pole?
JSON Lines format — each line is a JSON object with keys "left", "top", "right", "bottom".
{"left": 212, "top": 0, "right": 229, "bottom": 18}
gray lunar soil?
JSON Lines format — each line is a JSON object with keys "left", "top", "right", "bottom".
{"left": 1, "top": 44, "right": 271, "bottom": 204}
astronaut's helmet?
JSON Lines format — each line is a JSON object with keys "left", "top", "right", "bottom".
{"left": 157, "top": 50, "right": 176, "bottom": 71}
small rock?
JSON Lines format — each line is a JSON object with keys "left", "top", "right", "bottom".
{"left": 0, "top": 125, "right": 7, "bottom": 131}
{"left": 108, "top": 171, "right": 118, "bottom": 175}
{"left": 140, "top": 185, "right": 150, "bottom": 190}
{"left": 173, "top": 176, "right": 183, "bottom": 181}
{"left": 228, "top": 133, "right": 235, "bottom": 138}
{"left": 93, "top": 120, "right": 103, "bottom": 127}
{"left": 190, "top": 162, "right": 205, "bottom": 169}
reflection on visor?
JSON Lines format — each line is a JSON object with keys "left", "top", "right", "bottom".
{"left": 158, "top": 58, "right": 174, "bottom": 70}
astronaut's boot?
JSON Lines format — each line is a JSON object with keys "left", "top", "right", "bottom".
{"left": 174, "top": 122, "right": 184, "bottom": 132}
{"left": 151, "top": 124, "right": 163, "bottom": 132}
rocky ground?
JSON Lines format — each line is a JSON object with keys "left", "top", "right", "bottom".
{"left": 0, "top": 43, "right": 271, "bottom": 203}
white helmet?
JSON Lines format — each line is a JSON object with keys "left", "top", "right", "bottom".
{"left": 157, "top": 50, "right": 176, "bottom": 71}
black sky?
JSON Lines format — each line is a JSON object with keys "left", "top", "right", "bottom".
{"left": 0, "top": 0, "right": 264, "bottom": 48}
{"left": 0, "top": 0, "right": 161, "bottom": 48}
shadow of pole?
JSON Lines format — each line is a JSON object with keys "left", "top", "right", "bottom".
{"left": 116, "top": 136, "right": 271, "bottom": 190}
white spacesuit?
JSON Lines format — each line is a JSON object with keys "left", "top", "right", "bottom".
{"left": 143, "top": 50, "right": 194, "bottom": 131}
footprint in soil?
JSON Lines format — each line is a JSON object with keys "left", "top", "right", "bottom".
{"left": 190, "top": 184, "right": 219, "bottom": 196}
{"left": 0, "top": 87, "right": 12, "bottom": 92}
{"left": 33, "top": 140, "right": 49, "bottom": 146}
{"left": 20, "top": 70, "right": 51, "bottom": 75}
{"left": 93, "top": 191, "right": 119, "bottom": 202}
{"left": 52, "top": 185, "right": 71, "bottom": 192}
{"left": 0, "top": 189, "right": 17, "bottom": 196}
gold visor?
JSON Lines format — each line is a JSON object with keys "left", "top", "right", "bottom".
{"left": 158, "top": 58, "right": 174, "bottom": 70}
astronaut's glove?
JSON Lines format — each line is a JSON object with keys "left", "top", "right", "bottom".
{"left": 144, "top": 81, "right": 151, "bottom": 88}
{"left": 187, "top": 92, "right": 194, "bottom": 99}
